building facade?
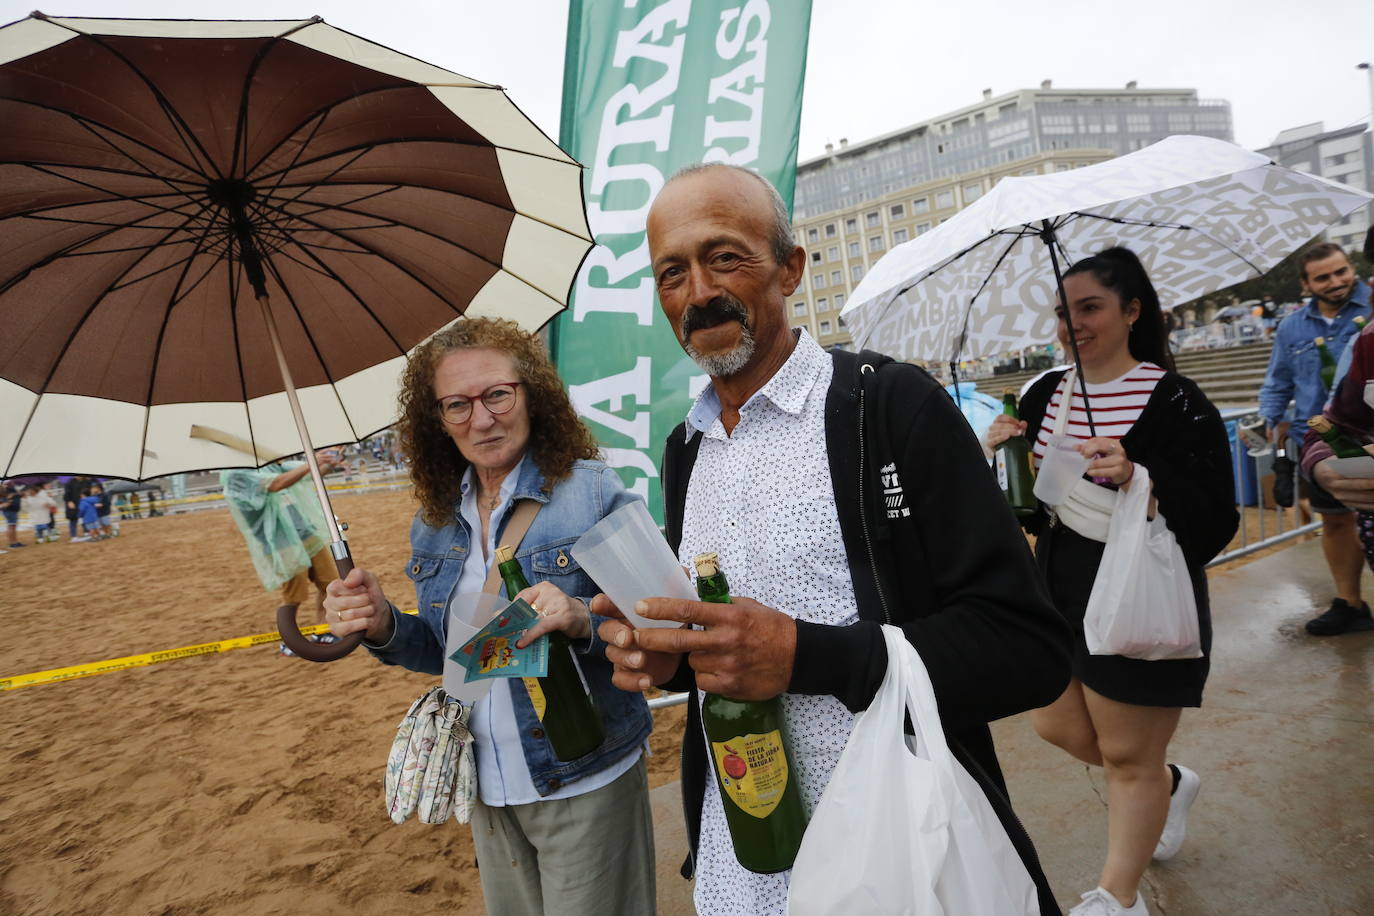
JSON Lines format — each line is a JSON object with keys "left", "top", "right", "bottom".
{"left": 790, "top": 84, "right": 1235, "bottom": 349}
{"left": 1257, "top": 122, "right": 1372, "bottom": 255}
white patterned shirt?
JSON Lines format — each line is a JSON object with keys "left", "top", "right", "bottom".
{"left": 679, "top": 330, "right": 860, "bottom": 916}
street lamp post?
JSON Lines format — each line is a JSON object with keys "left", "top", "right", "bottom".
{"left": 1361, "top": 63, "right": 1374, "bottom": 136}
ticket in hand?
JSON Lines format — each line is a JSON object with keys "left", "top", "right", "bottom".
{"left": 451, "top": 598, "right": 549, "bottom": 682}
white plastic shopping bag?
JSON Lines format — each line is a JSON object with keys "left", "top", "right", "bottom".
{"left": 1083, "top": 466, "right": 1202, "bottom": 660}
{"left": 787, "top": 625, "right": 1038, "bottom": 916}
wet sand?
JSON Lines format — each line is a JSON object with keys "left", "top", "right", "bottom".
{"left": 0, "top": 488, "right": 685, "bottom": 915}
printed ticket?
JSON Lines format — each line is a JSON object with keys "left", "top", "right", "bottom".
{"left": 452, "top": 598, "right": 549, "bottom": 682}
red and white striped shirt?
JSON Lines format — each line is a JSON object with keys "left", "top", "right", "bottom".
{"left": 1031, "top": 362, "right": 1165, "bottom": 467}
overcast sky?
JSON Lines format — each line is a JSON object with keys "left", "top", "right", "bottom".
{"left": 3, "top": 0, "right": 1371, "bottom": 159}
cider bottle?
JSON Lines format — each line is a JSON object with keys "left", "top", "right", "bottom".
{"left": 495, "top": 545, "right": 604, "bottom": 761}
{"left": 995, "top": 390, "right": 1038, "bottom": 517}
{"left": 1307, "top": 416, "right": 1368, "bottom": 460}
{"left": 695, "top": 552, "right": 808, "bottom": 873}
{"left": 1314, "top": 336, "right": 1337, "bottom": 392}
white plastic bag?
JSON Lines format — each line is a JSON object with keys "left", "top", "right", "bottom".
{"left": 787, "top": 625, "right": 1038, "bottom": 916}
{"left": 1083, "top": 465, "right": 1202, "bottom": 660}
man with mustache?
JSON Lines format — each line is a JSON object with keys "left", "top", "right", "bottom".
{"left": 597, "top": 163, "right": 1072, "bottom": 914}
{"left": 1258, "top": 243, "right": 1371, "bottom": 635}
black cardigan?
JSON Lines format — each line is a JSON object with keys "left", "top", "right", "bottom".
{"left": 1017, "top": 369, "right": 1239, "bottom": 569}
{"left": 662, "top": 349, "right": 1072, "bottom": 913}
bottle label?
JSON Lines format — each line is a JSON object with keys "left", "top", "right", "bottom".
{"left": 711, "top": 731, "right": 790, "bottom": 819}
{"left": 523, "top": 678, "right": 547, "bottom": 720}
{"left": 995, "top": 450, "right": 1009, "bottom": 491}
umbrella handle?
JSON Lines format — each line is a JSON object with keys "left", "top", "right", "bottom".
{"left": 276, "top": 552, "right": 363, "bottom": 661}
{"left": 276, "top": 604, "right": 364, "bottom": 661}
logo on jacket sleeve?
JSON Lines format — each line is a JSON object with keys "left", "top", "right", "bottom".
{"left": 880, "top": 462, "right": 909, "bottom": 518}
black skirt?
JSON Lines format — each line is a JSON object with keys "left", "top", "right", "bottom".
{"left": 1035, "top": 521, "right": 1210, "bottom": 708}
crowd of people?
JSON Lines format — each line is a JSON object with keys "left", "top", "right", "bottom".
{"left": 306, "top": 163, "right": 1252, "bottom": 916}
{"left": 9, "top": 161, "right": 1368, "bottom": 914}
{"left": 0, "top": 476, "right": 128, "bottom": 551}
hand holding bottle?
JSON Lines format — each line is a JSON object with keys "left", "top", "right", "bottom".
{"left": 983, "top": 414, "right": 1028, "bottom": 450}
{"left": 324, "top": 567, "right": 394, "bottom": 643}
{"left": 596, "top": 593, "right": 687, "bottom": 691}
{"left": 514, "top": 581, "right": 592, "bottom": 647}
{"left": 625, "top": 595, "right": 797, "bottom": 701}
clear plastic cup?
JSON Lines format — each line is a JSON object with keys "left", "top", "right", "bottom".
{"left": 571, "top": 500, "right": 697, "bottom": 629}
{"left": 442, "top": 592, "right": 505, "bottom": 704}
{"left": 1032, "top": 434, "right": 1090, "bottom": 506}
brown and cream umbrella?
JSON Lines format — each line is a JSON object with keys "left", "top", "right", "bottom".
{"left": 0, "top": 13, "right": 593, "bottom": 659}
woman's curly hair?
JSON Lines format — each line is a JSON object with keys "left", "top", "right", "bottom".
{"left": 397, "top": 318, "right": 601, "bottom": 527}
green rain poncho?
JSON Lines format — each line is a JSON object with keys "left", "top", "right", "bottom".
{"left": 220, "top": 463, "right": 330, "bottom": 591}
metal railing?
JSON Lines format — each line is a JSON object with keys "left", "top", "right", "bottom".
{"left": 1207, "top": 410, "right": 1321, "bottom": 567}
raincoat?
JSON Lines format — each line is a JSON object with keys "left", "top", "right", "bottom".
{"left": 220, "top": 463, "right": 329, "bottom": 591}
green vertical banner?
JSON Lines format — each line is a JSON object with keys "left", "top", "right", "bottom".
{"left": 553, "top": 0, "right": 811, "bottom": 520}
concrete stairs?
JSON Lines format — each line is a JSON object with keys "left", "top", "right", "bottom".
{"left": 971, "top": 340, "right": 1274, "bottom": 409}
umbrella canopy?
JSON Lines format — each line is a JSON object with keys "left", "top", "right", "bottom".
{"left": 0, "top": 14, "right": 593, "bottom": 480}
{"left": 841, "top": 135, "right": 1373, "bottom": 364}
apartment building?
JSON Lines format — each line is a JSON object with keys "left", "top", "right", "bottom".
{"left": 790, "top": 84, "right": 1234, "bottom": 348}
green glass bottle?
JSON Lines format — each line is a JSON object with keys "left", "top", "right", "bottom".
{"left": 695, "top": 552, "right": 808, "bottom": 874}
{"left": 495, "top": 545, "right": 604, "bottom": 761}
{"left": 1308, "top": 416, "right": 1368, "bottom": 459}
{"left": 1315, "top": 336, "right": 1337, "bottom": 392}
{"left": 995, "top": 389, "right": 1038, "bottom": 518}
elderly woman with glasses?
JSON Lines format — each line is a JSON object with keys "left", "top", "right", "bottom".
{"left": 324, "top": 318, "right": 655, "bottom": 915}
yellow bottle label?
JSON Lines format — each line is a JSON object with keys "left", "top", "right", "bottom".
{"left": 523, "top": 678, "right": 547, "bottom": 720}
{"left": 711, "top": 730, "right": 789, "bottom": 819}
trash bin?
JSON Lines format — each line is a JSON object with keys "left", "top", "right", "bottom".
{"left": 1225, "top": 419, "right": 1260, "bottom": 507}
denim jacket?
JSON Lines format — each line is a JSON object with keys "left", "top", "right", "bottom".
{"left": 1258, "top": 282, "right": 1371, "bottom": 428}
{"left": 369, "top": 458, "right": 653, "bottom": 796}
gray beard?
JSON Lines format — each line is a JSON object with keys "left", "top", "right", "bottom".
{"left": 685, "top": 324, "right": 756, "bottom": 377}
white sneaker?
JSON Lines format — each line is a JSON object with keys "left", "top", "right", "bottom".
{"left": 1069, "top": 886, "right": 1149, "bottom": 915}
{"left": 1154, "top": 764, "right": 1200, "bottom": 860}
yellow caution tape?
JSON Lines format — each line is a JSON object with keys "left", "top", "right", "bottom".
{"left": 0, "top": 608, "right": 421, "bottom": 691}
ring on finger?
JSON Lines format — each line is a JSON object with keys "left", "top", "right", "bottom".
{"left": 338, "top": 609, "right": 349, "bottom": 621}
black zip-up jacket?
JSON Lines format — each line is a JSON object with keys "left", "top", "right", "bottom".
{"left": 662, "top": 348, "right": 1072, "bottom": 913}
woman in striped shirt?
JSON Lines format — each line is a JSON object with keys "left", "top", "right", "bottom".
{"left": 985, "top": 247, "right": 1237, "bottom": 916}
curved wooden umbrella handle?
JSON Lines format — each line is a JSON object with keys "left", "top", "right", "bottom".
{"left": 277, "top": 552, "right": 362, "bottom": 662}
{"left": 276, "top": 605, "right": 363, "bottom": 661}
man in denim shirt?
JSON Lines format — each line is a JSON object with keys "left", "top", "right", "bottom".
{"left": 1258, "top": 243, "right": 1371, "bottom": 633}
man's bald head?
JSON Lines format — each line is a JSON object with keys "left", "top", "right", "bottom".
{"left": 659, "top": 163, "right": 796, "bottom": 266}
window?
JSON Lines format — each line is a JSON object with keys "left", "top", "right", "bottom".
{"left": 824, "top": 223, "right": 836, "bottom": 237}
{"left": 811, "top": 250, "right": 822, "bottom": 263}
{"left": 845, "top": 218, "right": 857, "bottom": 233}
{"left": 913, "top": 197, "right": 929, "bottom": 213}
{"left": 963, "top": 183, "right": 982, "bottom": 203}
{"left": 869, "top": 235, "right": 886, "bottom": 253}
{"left": 827, "top": 246, "right": 839, "bottom": 262}
{"left": 816, "top": 297, "right": 829, "bottom": 313}
{"left": 812, "top": 272, "right": 826, "bottom": 289}
{"left": 890, "top": 227, "right": 908, "bottom": 244}
{"left": 831, "top": 270, "right": 843, "bottom": 285}
{"left": 916, "top": 222, "right": 931, "bottom": 234}
{"left": 792, "top": 301, "right": 807, "bottom": 317}
{"left": 890, "top": 204, "right": 905, "bottom": 219}
{"left": 820, "top": 320, "right": 832, "bottom": 335}
{"left": 936, "top": 190, "right": 954, "bottom": 209}
{"left": 851, "top": 265, "right": 865, "bottom": 282}
{"left": 1055, "top": 163, "right": 1072, "bottom": 172}
{"left": 807, "top": 228, "right": 819, "bottom": 243}
{"left": 866, "top": 211, "right": 880, "bottom": 227}
{"left": 848, "top": 240, "right": 861, "bottom": 258}
{"left": 1126, "top": 114, "right": 1150, "bottom": 132}
{"left": 834, "top": 293, "right": 845, "bottom": 309}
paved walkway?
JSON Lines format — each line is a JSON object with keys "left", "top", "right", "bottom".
{"left": 650, "top": 538, "right": 1374, "bottom": 914}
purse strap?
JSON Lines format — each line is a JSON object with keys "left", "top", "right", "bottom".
{"left": 1052, "top": 368, "right": 1076, "bottom": 438}
{"left": 481, "top": 498, "right": 541, "bottom": 595}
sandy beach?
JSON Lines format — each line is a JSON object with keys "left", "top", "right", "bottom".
{"left": 0, "top": 487, "right": 686, "bottom": 915}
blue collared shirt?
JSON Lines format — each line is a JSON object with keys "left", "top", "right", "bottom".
{"left": 1257, "top": 281, "right": 1371, "bottom": 426}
